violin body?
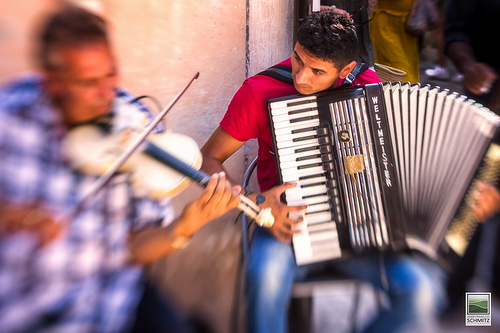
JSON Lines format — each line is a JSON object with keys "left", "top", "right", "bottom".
{"left": 65, "top": 125, "right": 203, "bottom": 199}
{"left": 132, "top": 131, "right": 203, "bottom": 198}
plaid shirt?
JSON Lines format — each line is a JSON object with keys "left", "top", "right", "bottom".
{"left": 0, "top": 74, "right": 175, "bottom": 332}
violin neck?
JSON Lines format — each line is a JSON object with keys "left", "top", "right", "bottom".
{"left": 144, "top": 140, "right": 274, "bottom": 228}
{"left": 143, "top": 141, "right": 211, "bottom": 187}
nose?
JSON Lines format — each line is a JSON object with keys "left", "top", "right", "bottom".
{"left": 295, "top": 68, "right": 310, "bottom": 86}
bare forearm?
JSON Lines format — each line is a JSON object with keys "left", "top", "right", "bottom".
{"left": 201, "top": 155, "right": 226, "bottom": 177}
{"left": 445, "top": 41, "right": 478, "bottom": 74}
{"left": 128, "top": 172, "right": 241, "bottom": 264}
{"left": 446, "top": 41, "right": 498, "bottom": 95}
{"left": 200, "top": 126, "right": 245, "bottom": 185}
{"left": 128, "top": 223, "right": 192, "bottom": 265}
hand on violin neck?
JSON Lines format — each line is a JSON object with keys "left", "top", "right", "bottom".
{"left": 177, "top": 172, "right": 242, "bottom": 234}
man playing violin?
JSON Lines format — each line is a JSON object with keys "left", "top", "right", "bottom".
{"left": 0, "top": 5, "right": 239, "bottom": 332}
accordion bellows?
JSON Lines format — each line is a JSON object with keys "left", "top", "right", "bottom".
{"left": 267, "top": 82, "right": 500, "bottom": 266}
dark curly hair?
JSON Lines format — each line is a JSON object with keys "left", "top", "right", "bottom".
{"left": 296, "top": 10, "right": 358, "bottom": 70}
{"left": 37, "top": 5, "right": 109, "bottom": 71}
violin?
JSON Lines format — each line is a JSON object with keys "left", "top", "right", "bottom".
{"left": 64, "top": 74, "right": 274, "bottom": 228}
{"left": 65, "top": 124, "right": 202, "bottom": 199}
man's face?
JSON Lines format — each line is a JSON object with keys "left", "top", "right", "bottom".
{"left": 291, "top": 42, "right": 341, "bottom": 95}
{"left": 46, "top": 42, "right": 118, "bottom": 125}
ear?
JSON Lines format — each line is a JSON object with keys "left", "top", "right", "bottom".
{"left": 338, "top": 61, "right": 357, "bottom": 79}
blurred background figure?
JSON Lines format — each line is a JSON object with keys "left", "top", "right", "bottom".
{"left": 0, "top": 4, "right": 240, "bottom": 332}
{"left": 446, "top": 181, "right": 500, "bottom": 316}
{"left": 320, "top": 0, "right": 377, "bottom": 69}
{"left": 445, "top": 0, "right": 500, "bottom": 113}
{"left": 424, "top": 0, "right": 451, "bottom": 80}
{"left": 443, "top": 0, "right": 500, "bottom": 298}
{"left": 368, "top": 0, "right": 421, "bottom": 83}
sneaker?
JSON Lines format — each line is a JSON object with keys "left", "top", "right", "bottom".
{"left": 425, "top": 65, "right": 450, "bottom": 80}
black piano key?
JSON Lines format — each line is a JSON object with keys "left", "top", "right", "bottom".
{"left": 287, "top": 98, "right": 317, "bottom": 107}
{"left": 297, "top": 162, "right": 323, "bottom": 170}
{"left": 296, "top": 153, "right": 322, "bottom": 162}
{"left": 288, "top": 107, "right": 317, "bottom": 115}
{"left": 290, "top": 115, "right": 319, "bottom": 123}
{"left": 291, "top": 126, "right": 319, "bottom": 134}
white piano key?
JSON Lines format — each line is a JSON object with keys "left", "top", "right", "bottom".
{"left": 285, "top": 184, "right": 328, "bottom": 198}
{"left": 279, "top": 150, "right": 320, "bottom": 163}
{"left": 287, "top": 193, "right": 330, "bottom": 206}
{"left": 273, "top": 119, "right": 320, "bottom": 136}
{"left": 281, "top": 165, "right": 325, "bottom": 178}
{"left": 273, "top": 119, "right": 317, "bottom": 130}
{"left": 292, "top": 234, "right": 314, "bottom": 260}
{"left": 282, "top": 172, "right": 326, "bottom": 183}
{"left": 305, "top": 202, "right": 332, "bottom": 214}
{"left": 304, "top": 211, "right": 333, "bottom": 224}
{"left": 275, "top": 130, "right": 319, "bottom": 144}
{"left": 293, "top": 227, "right": 342, "bottom": 265}
{"left": 277, "top": 144, "right": 320, "bottom": 158}
{"left": 285, "top": 183, "right": 328, "bottom": 196}
{"left": 280, "top": 157, "right": 323, "bottom": 170}
{"left": 307, "top": 222, "right": 337, "bottom": 233}
{"left": 310, "top": 239, "right": 340, "bottom": 253}
{"left": 269, "top": 97, "right": 317, "bottom": 110}
{"left": 276, "top": 135, "right": 320, "bottom": 149}
{"left": 272, "top": 109, "right": 319, "bottom": 123}
{"left": 302, "top": 194, "right": 331, "bottom": 205}
{"left": 277, "top": 137, "right": 321, "bottom": 150}
{"left": 272, "top": 120, "right": 320, "bottom": 132}
{"left": 271, "top": 105, "right": 318, "bottom": 118}
{"left": 308, "top": 229, "right": 339, "bottom": 243}
{"left": 296, "top": 176, "right": 328, "bottom": 187}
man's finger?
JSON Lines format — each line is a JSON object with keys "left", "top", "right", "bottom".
{"left": 199, "top": 173, "right": 219, "bottom": 204}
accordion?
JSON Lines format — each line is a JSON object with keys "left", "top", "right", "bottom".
{"left": 267, "top": 82, "right": 500, "bottom": 266}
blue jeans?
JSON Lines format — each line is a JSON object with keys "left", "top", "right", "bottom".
{"left": 245, "top": 227, "right": 446, "bottom": 333}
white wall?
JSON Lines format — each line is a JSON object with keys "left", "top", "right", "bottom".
{"left": 0, "top": 1, "right": 294, "bottom": 331}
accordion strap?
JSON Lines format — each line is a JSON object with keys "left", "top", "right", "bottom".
{"left": 257, "top": 62, "right": 368, "bottom": 86}
{"left": 342, "top": 62, "right": 369, "bottom": 86}
{"left": 257, "top": 64, "right": 293, "bottom": 84}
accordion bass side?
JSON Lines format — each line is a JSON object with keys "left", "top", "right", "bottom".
{"left": 267, "top": 82, "right": 500, "bottom": 266}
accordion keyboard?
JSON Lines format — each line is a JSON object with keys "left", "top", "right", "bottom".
{"left": 269, "top": 95, "right": 344, "bottom": 265}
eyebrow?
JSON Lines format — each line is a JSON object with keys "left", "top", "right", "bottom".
{"left": 294, "top": 50, "right": 326, "bottom": 74}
